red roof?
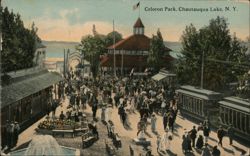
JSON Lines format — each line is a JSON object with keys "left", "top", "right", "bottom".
{"left": 133, "top": 18, "right": 144, "bottom": 28}
{"left": 108, "top": 34, "right": 150, "bottom": 51}
{"left": 107, "top": 34, "right": 172, "bottom": 53}
{"left": 101, "top": 54, "right": 174, "bottom": 68}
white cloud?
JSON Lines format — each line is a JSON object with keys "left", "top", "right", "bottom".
{"left": 59, "top": 8, "right": 79, "bottom": 18}
{"left": 28, "top": 14, "right": 132, "bottom": 42}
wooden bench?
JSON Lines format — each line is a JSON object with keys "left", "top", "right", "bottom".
{"left": 74, "top": 127, "right": 88, "bottom": 136}
{"left": 82, "top": 132, "right": 95, "bottom": 148}
{"left": 52, "top": 129, "right": 74, "bottom": 138}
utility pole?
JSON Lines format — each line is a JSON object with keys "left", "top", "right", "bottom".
{"left": 121, "top": 50, "right": 124, "bottom": 76}
{"left": 113, "top": 20, "right": 116, "bottom": 77}
{"left": 63, "top": 49, "right": 65, "bottom": 77}
{"left": 201, "top": 50, "right": 205, "bottom": 89}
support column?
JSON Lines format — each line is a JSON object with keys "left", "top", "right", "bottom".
{"left": 223, "top": 107, "right": 226, "bottom": 123}
{"left": 232, "top": 110, "right": 234, "bottom": 127}
{"left": 239, "top": 113, "right": 242, "bottom": 131}
{"left": 235, "top": 111, "right": 238, "bottom": 128}
{"left": 244, "top": 114, "right": 247, "bottom": 133}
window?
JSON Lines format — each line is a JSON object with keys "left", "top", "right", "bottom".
{"left": 246, "top": 114, "right": 250, "bottom": 134}
{"left": 224, "top": 107, "right": 229, "bottom": 124}
{"left": 200, "top": 100, "right": 203, "bottom": 116}
{"left": 220, "top": 107, "right": 225, "bottom": 123}
{"left": 229, "top": 109, "right": 233, "bottom": 125}
{"left": 197, "top": 100, "right": 200, "bottom": 115}
{"left": 237, "top": 112, "right": 241, "bottom": 130}
{"left": 233, "top": 110, "right": 237, "bottom": 128}
{"left": 143, "top": 51, "right": 148, "bottom": 55}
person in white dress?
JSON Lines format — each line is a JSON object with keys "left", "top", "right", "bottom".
{"left": 160, "top": 128, "right": 173, "bottom": 151}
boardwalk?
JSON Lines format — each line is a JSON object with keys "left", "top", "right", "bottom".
{"left": 12, "top": 93, "right": 250, "bottom": 156}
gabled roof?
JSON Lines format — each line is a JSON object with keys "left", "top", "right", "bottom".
{"left": 1, "top": 70, "right": 63, "bottom": 108}
{"left": 133, "top": 18, "right": 144, "bottom": 28}
{"left": 35, "top": 42, "right": 46, "bottom": 49}
{"left": 107, "top": 34, "right": 172, "bottom": 52}
{"left": 107, "top": 34, "right": 150, "bottom": 51}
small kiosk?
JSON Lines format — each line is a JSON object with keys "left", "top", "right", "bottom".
{"left": 151, "top": 69, "right": 176, "bottom": 87}
{"left": 218, "top": 97, "right": 250, "bottom": 143}
{"left": 177, "top": 85, "right": 222, "bottom": 124}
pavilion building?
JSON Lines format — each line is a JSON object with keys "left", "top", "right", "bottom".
{"left": 101, "top": 18, "right": 173, "bottom": 75}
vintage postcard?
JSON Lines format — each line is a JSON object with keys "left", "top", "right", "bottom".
{"left": 1, "top": 0, "right": 249, "bottom": 156}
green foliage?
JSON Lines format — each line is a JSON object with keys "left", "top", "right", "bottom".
{"left": 147, "top": 29, "right": 166, "bottom": 72}
{"left": 1, "top": 7, "right": 41, "bottom": 73}
{"left": 78, "top": 35, "right": 105, "bottom": 78}
{"left": 177, "top": 16, "right": 248, "bottom": 91}
{"left": 104, "top": 31, "right": 122, "bottom": 47}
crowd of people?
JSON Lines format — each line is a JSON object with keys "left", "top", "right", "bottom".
{"left": 3, "top": 67, "right": 248, "bottom": 156}
{"left": 3, "top": 120, "right": 20, "bottom": 150}
{"left": 55, "top": 68, "right": 250, "bottom": 156}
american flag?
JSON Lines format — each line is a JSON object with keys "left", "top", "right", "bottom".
{"left": 133, "top": 2, "right": 140, "bottom": 10}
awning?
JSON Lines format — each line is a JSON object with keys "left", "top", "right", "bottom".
{"left": 1, "top": 71, "right": 63, "bottom": 108}
{"left": 152, "top": 73, "right": 167, "bottom": 81}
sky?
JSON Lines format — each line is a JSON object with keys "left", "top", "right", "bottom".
{"left": 3, "top": 0, "right": 250, "bottom": 42}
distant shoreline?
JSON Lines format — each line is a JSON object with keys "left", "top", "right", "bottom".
{"left": 45, "top": 57, "right": 64, "bottom": 62}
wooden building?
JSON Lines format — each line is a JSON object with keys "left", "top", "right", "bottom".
{"left": 152, "top": 69, "right": 176, "bottom": 87}
{"left": 176, "top": 85, "right": 222, "bottom": 124}
{"left": 218, "top": 97, "right": 250, "bottom": 143}
{"left": 1, "top": 68, "right": 63, "bottom": 141}
{"left": 101, "top": 18, "right": 173, "bottom": 74}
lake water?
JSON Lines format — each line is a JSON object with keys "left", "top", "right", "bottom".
{"left": 44, "top": 41, "right": 182, "bottom": 59}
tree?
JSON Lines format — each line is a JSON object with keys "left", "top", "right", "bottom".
{"left": 1, "top": 7, "right": 41, "bottom": 73}
{"left": 177, "top": 16, "right": 248, "bottom": 91}
{"left": 78, "top": 35, "right": 105, "bottom": 79}
{"left": 147, "top": 29, "right": 166, "bottom": 72}
{"left": 104, "top": 31, "right": 122, "bottom": 47}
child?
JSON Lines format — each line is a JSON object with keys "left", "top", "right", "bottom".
{"left": 156, "top": 135, "right": 161, "bottom": 152}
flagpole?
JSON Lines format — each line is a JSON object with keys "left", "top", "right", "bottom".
{"left": 113, "top": 20, "right": 116, "bottom": 77}
{"left": 139, "top": 2, "right": 140, "bottom": 17}
{"left": 121, "top": 50, "right": 124, "bottom": 76}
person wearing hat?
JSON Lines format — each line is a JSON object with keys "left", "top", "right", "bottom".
{"left": 227, "top": 124, "right": 234, "bottom": 145}
{"left": 201, "top": 143, "right": 211, "bottom": 156}
{"left": 196, "top": 135, "right": 204, "bottom": 150}
{"left": 212, "top": 145, "right": 220, "bottom": 156}
{"left": 217, "top": 126, "right": 226, "bottom": 147}
{"left": 189, "top": 125, "right": 197, "bottom": 148}
{"left": 9, "top": 121, "right": 15, "bottom": 148}
{"left": 203, "top": 125, "right": 210, "bottom": 143}
{"left": 5, "top": 120, "right": 11, "bottom": 148}
{"left": 162, "top": 112, "right": 169, "bottom": 130}
{"left": 13, "top": 121, "right": 20, "bottom": 146}
{"left": 182, "top": 129, "right": 189, "bottom": 154}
